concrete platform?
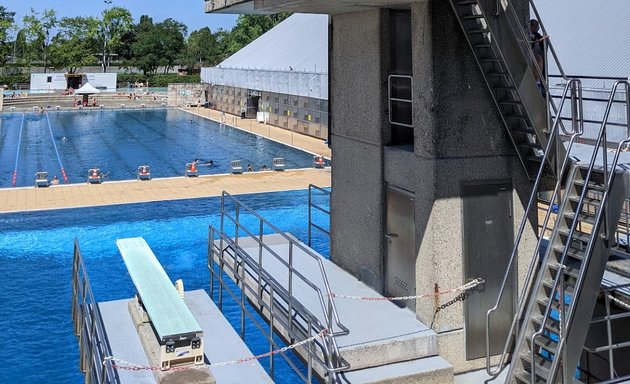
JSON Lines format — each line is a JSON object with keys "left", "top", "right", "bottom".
{"left": 100, "top": 289, "right": 272, "bottom": 384}
{"left": 215, "top": 233, "right": 441, "bottom": 377}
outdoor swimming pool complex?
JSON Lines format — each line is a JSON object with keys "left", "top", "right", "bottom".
{"left": 0, "top": 189, "right": 331, "bottom": 383}
{"left": 0, "top": 109, "right": 315, "bottom": 187}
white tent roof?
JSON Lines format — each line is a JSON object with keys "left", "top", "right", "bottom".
{"left": 75, "top": 82, "right": 101, "bottom": 94}
{"left": 217, "top": 13, "right": 328, "bottom": 73}
{"left": 536, "top": 0, "right": 630, "bottom": 84}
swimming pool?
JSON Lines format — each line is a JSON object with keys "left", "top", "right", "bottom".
{"left": 0, "top": 189, "right": 330, "bottom": 383}
{"left": 0, "top": 109, "right": 315, "bottom": 187}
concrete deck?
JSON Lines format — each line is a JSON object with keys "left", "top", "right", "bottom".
{"left": 215, "top": 234, "right": 451, "bottom": 381}
{"left": 99, "top": 289, "right": 273, "bottom": 384}
{"left": 0, "top": 168, "right": 330, "bottom": 213}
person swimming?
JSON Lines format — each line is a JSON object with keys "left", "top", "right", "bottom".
{"left": 193, "top": 159, "right": 214, "bottom": 166}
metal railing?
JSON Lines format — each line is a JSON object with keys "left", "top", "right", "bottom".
{"left": 486, "top": 79, "right": 584, "bottom": 377}
{"left": 308, "top": 184, "right": 331, "bottom": 248}
{"left": 208, "top": 191, "right": 349, "bottom": 383}
{"left": 71, "top": 239, "right": 119, "bottom": 384}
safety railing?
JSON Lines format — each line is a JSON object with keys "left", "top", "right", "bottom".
{"left": 486, "top": 79, "right": 584, "bottom": 377}
{"left": 71, "top": 239, "right": 119, "bottom": 384}
{"left": 308, "top": 184, "right": 331, "bottom": 248}
{"left": 582, "top": 282, "right": 630, "bottom": 383}
{"left": 208, "top": 191, "right": 349, "bottom": 383}
{"left": 543, "top": 80, "right": 630, "bottom": 381}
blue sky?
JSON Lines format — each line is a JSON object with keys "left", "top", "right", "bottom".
{"left": 3, "top": 0, "right": 239, "bottom": 34}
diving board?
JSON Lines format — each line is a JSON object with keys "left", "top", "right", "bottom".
{"left": 117, "top": 237, "right": 204, "bottom": 369}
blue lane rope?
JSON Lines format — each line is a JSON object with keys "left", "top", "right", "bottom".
{"left": 11, "top": 113, "right": 25, "bottom": 187}
{"left": 45, "top": 112, "right": 68, "bottom": 183}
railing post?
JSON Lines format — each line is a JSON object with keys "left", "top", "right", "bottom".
{"left": 604, "top": 293, "right": 614, "bottom": 380}
{"left": 308, "top": 185, "right": 313, "bottom": 246}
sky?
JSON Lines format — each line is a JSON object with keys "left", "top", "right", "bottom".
{"left": 3, "top": 0, "right": 239, "bottom": 34}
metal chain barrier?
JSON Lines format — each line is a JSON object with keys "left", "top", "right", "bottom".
{"left": 330, "top": 277, "right": 485, "bottom": 302}
{"left": 103, "top": 328, "right": 328, "bottom": 371}
{"left": 608, "top": 294, "right": 630, "bottom": 311}
{"left": 430, "top": 278, "right": 485, "bottom": 328}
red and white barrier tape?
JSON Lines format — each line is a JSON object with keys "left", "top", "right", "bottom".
{"left": 330, "top": 278, "right": 485, "bottom": 301}
{"left": 103, "top": 328, "right": 328, "bottom": 371}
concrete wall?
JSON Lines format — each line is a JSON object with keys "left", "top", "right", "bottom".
{"left": 168, "top": 83, "right": 210, "bottom": 108}
{"left": 330, "top": 9, "right": 387, "bottom": 291}
{"left": 329, "top": 0, "right": 537, "bottom": 373}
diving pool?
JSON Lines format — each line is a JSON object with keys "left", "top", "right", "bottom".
{"left": 0, "top": 189, "right": 330, "bottom": 383}
{"left": 0, "top": 109, "right": 315, "bottom": 187}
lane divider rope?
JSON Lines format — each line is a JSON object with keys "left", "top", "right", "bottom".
{"left": 12, "top": 113, "right": 25, "bottom": 187}
{"left": 44, "top": 112, "right": 68, "bottom": 183}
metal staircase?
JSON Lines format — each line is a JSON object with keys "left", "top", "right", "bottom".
{"left": 509, "top": 163, "right": 628, "bottom": 383}
{"left": 484, "top": 80, "right": 630, "bottom": 383}
{"left": 447, "top": 0, "right": 565, "bottom": 180}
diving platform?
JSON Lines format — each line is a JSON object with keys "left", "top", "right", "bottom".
{"left": 99, "top": 289, "right": 273, "bottom": 384}
{"left": 211, "top": 233, "right": 454, "bottom": 382}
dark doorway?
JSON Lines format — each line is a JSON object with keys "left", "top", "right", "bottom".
{"left": 462, "top": 180, "right": 516, "bottom": 360}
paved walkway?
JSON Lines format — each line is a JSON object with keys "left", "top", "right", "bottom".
{"left": 185, "top": 107, "right": 331, "bottom": 158}
{"left": 0, "top": 168, "right": 331, "bottom": 213}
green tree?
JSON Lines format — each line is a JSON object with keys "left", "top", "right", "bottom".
{"left": 131, "top": 15, "right": 160, "bottom": 75}
{"left": 98, "top": 6, "right": 133, "bottom": 72}
{"left": 49, "top": 17, "right": 99, "bottom": 73}
{"left": 22, "top": 8, "right": 57, "bottom": 72}
{"left": 181, "top": 27, "right": 217, "bottom": 72}
{"left": 0, "top": 6, "right": 16, "bottom": 66}
{"left": 155, "top": 18, "right": 187, "bottom": 74}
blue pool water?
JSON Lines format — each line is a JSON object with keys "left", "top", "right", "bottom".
{"left": 0, "top": 189, "right": 330, "bottom": 383}
{"left": 0, "top": 109, "right": 315, "bottom": 187}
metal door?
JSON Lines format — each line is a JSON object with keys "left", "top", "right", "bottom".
{"left": 385, "top": 188, "right": 416, "bottom": 309}
{"left": 463, "top": 181, "right": 515, "bottom": 360}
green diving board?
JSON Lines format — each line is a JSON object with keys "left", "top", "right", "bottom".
{"left": 117, "top": 237, "right": 202, "bottom": 343}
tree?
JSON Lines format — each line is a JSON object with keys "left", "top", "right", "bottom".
{"left": 131, "top": 15, "right": 160, "bottom": 75}
{"left": 0, "top": 6, "right": 16, "bottom": 66}
{"left": 181, "top": 27, "right": 217, "bottom": 72}
{"left": 155, "top": 18, "right": 186, "bottom": 74}
{"left": 49, "top": 17, "right": 99, "bottom": 73}
{"left": 22, "top": 8, "right": 56, "bottom": 72}
{"left": 98, "top": 6, "right": 133, "bottom": 72}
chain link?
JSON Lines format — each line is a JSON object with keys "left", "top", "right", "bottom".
{"left": 330, "top": 278, "right": 485, "bottom": 301}
{"left": 430, "top": 279, "right": 485, "bottom": 328}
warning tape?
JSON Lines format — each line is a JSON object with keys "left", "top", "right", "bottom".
{"left": 104, "top": 328, "right": 328, "bottom": 371}
{"left": 330, "top": 278, "right": 485, "bottom": 301}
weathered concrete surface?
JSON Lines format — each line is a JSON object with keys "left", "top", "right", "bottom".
{"left": 341, "top": 355, "right": 453, "bottom": 384}
{"left": 216, "top": 234, "right": 440, "bottom": 376}
{"left": 100, "top": 290, "right": 272, "bottom": 384}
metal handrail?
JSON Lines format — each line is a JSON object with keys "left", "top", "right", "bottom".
{"left": 71, "top": 239, "right": 118, "bottom": 384}
{"left": 308, "top": 184, "right": 331, "bottom": 247}
{"left": 208, "top": 228, "right": 331, "bottom": 382}
{"left": 485, "top": 79, "right": 584, "bottom": 377}
{"left": 546, "top": 80, "right": 630, "bottom": 381}
{"left": 217, "top": 191, "right": 349, "bottom": 374}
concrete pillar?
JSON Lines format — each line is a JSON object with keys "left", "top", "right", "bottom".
{"left": 330, "top": 9, "right": 387, "bottom": 291}
{"left": 329, "top": 0, "right": 537, "bottom": 373}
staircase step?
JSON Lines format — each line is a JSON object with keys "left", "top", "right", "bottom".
{"left": 557, "top": 227, "right": 592, "bottom": 244}
{"left": 461, "top": 14, "right": 484, "bottom": 20}
{"left": 506, "top": 114, "right": 528, "bottom": 120}
{"left": 520, "top": 352, "right": 553, "bottom": 382}
{"left": 563, "top": 211, "right": 596, "bottom": 226}
{"left": 568, "top": 195, "right": 602, "bottom": 209}
{"left": 525, "top": 336, "right": 559, "bottom": 363}
{"left": 531, "top": 314, "right": 560, "bottom": 336}
{"left": 474, "top": 44, "right": 493, "bottom": 49}
{"left": 456, "top": 0, "right": 478, "bottom": 5}
{"left": 548, "top": 261, "right": 580, "bottom": 280}
{"left": 470, "top": 29, "right": 491, "bottom": 35}
{"left": 552, "top": 244, "right": 586, "bottom": 262}
{"left": 499, "top": 100, "right": 523, "bottom": 106}
{"left": 518, "top": 142, "right": 543, "bottom": 150}
{"left": 573, "top": 179, "right": 606, "bottom": 192}
{"left": 511, "top": 126, "right": 536, "bottom": 134}
{"left": 487, "top": 70, "right": 508, "bottom": 76}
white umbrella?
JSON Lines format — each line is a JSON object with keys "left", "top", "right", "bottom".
{"left": 75, "top": 82, "right": 100, "bottom": 105}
